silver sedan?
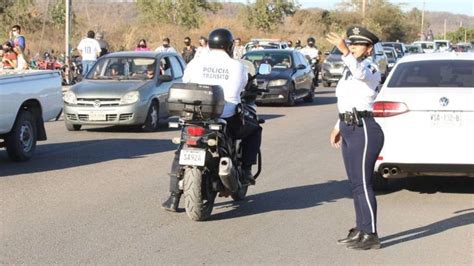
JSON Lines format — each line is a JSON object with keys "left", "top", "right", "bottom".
{"left": 63, "top": 52, "right": 186, "bottom": 131}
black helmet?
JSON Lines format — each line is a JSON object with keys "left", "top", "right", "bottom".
{"left": 307, "top": 37, "right": 315, "bottom": 44}
{"left": 208, "top": 28, "right": 234, "bottom": 56}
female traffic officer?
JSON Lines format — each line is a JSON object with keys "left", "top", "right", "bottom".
{"left": 326, "top": 26, "right": 384, "bottom": 250}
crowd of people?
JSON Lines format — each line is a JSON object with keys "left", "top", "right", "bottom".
{"left": 1, "top": 23, "right": 322, "bottom": 78}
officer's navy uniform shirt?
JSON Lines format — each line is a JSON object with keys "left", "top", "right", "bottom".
{"left": 336, "top": 53, "right": 381, "bottom": 113}
{"left": 183, "top": 49, "right": 248, "bottom": 118}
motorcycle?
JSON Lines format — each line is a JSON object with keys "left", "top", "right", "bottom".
{"left": 306, "top": 55, "right": 320, "bottom": 87}
{"left": 166, "top": 63, "right": 271, "bottom": 221}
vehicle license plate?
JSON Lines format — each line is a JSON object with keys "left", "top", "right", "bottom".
{"left": 89, "top": 112, "right": 106, "bottom": 121}
{"left": 179, "top": 149, "right": 206, "bottom": 166}
{"left": 430, "top": 111, "right": 462, "bottom": 127}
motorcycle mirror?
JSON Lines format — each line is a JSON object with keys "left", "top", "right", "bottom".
{"left": 258, "top": 63, "right": 272, "bottom": 75}
{"left": 324, "top": 51, "right": 330, "bottom": 56}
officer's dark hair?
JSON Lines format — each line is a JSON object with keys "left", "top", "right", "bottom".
{"left": 208, "top": 28, "right": 234, "bottom": 56}
{"left": 87, "top": 30, "right": 95, "bottom": 39}
{"left": 307, "top": 37, "right": 315, "bottom": 43}
{"left": 184, "top": 36, "right": 191, "bottom": 42}
{"left": 163, "top": 37, "right": 170, "bottom": 43}
{"left": 12, "top": 25, "right": 21, "bottom": 32}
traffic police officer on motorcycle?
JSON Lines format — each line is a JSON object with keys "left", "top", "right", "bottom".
{"left": 326, "top": 26, "right": 384, "bottom": 250}
{"left": 300, "top": 37, "right": 320, "bottom": 86}
{"left": 162, "top": 28, "right": 262, "bottom": 212}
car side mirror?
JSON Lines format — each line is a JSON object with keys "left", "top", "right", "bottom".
{"left": 258, "top": 63, "right": 272, "bottom": 75}
{"left": 297, "top": 64, "right": 306, "bottom": 70}
{"left": 159, "top": 74, "right": 173, "bottom": 82}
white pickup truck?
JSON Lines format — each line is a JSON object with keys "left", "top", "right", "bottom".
{"left": 0, "top": 70, "right": 63, "bottom": 161}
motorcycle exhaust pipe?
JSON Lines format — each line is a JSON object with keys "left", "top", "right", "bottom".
{"left": 218, "top": 157, "right": 240, "bottom": 193}
{"left": 382, "top": 167, "right": 391, "bottom": 178}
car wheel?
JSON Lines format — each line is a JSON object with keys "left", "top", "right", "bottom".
{"left": 286, "top": 84, "right": 296, "bottom": 107}
{"left": 372, "top": 172, "right": 389, "bottom": 191}
{"left": 142, "top": 101, "right": 159, "bottom": 132}
{"left": 5, "top": 110, "right": 37, "bottom": 162}
{"left": 303, "top": 85, "right": 315, "bottom": 103}
{"left": 65, "top": 122, "right": 82, "bottom": 131}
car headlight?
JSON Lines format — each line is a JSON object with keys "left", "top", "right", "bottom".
{"left": 63, "top": 91, "right": 77, "bottom": 104}
{"left": 120, "top": 91, "right": 140, "bottom": 105}
{"left": 268, "top": 79, "right": 288, "bottom": 87}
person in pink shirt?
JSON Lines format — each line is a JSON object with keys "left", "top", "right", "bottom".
{"left": 135, "top": 39, "right": 151, "bottom": 51}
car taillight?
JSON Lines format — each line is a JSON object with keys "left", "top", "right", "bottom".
{"left": 373, "top": 101, "right": 409, "bottom": 117}
{"left": 186, "top": 126, "right": 205, "bottom": 136}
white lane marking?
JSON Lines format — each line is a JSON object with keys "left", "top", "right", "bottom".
{"left": 362, "top": 118, "right": 376, "bottom": 233}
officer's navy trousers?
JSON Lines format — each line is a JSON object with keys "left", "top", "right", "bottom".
{"left": 340, "top": 117, "right": 384, "bottom": 234}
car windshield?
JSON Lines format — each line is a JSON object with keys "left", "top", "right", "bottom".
{"left": 388, "top": 60, "right": 474, "bottom": 87}
{"left": 86, "top": 57, "right": 157, "bottom": 80}
{"left": 242, "top": 52, "right": 292, "bottom": 70}
{"left": 407, "top": 45, "right": 421, "bottom": 53}
{"left": 418, "top": 42, "right": 434, "bottom": 49}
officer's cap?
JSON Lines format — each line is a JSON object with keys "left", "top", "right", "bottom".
{"left": 346, "top": 26, "right": 379, "bottom": 45}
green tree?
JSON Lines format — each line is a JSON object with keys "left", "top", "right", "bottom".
{"left": 0, "top": 0, "right": 41, "bottom": 38}
{"left": 245, "top": 0, "right": 299, "bottom": 32}
{"left": 136, "top": 0, "right": 221, "bottom": 29}
{"left": 438, "top": 27, "right": 474, "bottom": 43}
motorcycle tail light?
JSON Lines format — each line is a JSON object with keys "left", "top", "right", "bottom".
{"left": 373, "top": 101, "right": 409, "bottom": 117}
{"left": 186, "top": 126, "right": 205, "bottom": 136}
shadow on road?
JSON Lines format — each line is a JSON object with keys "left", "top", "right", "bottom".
{"left": 377, "top": 176, "right": 474, "bottom": 195}
{"left": 259, "top": 114, "right": 285, "bottom": 121}
{"left": 210, "top": 180, "right": 351, "bottom": 221}
{"left": 0, "top": 138, "right": 175, "bottom": 177}
{"left": 381, "top": 209, "right": 474, "bottom": 248}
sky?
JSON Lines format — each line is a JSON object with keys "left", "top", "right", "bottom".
{"left": 228, "top": 0, "right": 474, "bottom": 16}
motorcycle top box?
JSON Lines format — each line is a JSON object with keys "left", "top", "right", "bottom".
{"left": 167, "top": 83, "right": 225, "bottom": 120}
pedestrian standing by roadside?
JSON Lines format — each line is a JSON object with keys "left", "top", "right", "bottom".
{"left": 9, "top": 25, "right": 26, "bottom": 51}
{"left": 232, "top": 38, "right": 245, "bottom": 59}
{"left": 2, "top": 42, "right": 17, "bottom": 69}
{"left": 294, "top": 39, "right": 302, "bottom": 50}
{"left": 194, "top": 36, "right": 209, "bottom": 59}
{"left": 135, "top": 39, "right": 151, "bottom": 51}
{"left": 327, "top": 26, "right": 384, "bottom": 250}
{"left": 155, "top": 37, "right": 177, "bottom": 53}
{"left": 77, "top": 30, "right": 101, "bottom": 76}
{"left": 181, "top": 37, "right": 196, "bottom": 63}
{"left": 287, "top": 40, "right": 294, "bottom": 49}
{"left": 95, "top": 32, "right": 109, "bottom": 57}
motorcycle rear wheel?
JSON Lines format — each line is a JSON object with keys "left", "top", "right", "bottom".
{"left": 183, "top": 168, "right": 216, "bottom": 221}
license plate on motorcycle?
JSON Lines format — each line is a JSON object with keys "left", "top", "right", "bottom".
{"left": 179, "top": 149, "right": 206, "bottom": 166}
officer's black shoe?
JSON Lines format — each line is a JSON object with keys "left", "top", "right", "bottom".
{"left": 346, "top": 232, "right": 381, "bottom": 250}
{"left": 337, "top": 228, "right": 362, "bottom": 245}
{"left": 161, "top": 192, "right": 181, "bottom": 212}
{"left": 241, "top": 168, "right": 255, "bottom": 185}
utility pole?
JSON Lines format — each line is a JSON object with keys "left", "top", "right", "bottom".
{"left": 420, "top": 1, "right": 425, "bottom": 40}
{"left": 65, "top": 0, "right": 71, "bottom": 61}
{"left": 362, "top": 0, "right": 366, "bottom": 18}
{"left": 444, "top": 19, "right": 447, "bottom": 40}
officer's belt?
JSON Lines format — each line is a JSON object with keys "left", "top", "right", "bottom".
{"left": 339, "top": 111, "right": 373, "bottom": 124}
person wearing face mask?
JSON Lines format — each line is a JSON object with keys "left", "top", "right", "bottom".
{"left": 326, "top": 26, "right": 384, "bottom": 250}
{"left": 9, "top": 25, "right": 26, "bottom": 52}
{"left": 135, "top": 39, "right": 151, "bottom": 51}
{"left": 155, "top": 37, "right": 177, "bottom": 54}
{"left": 181, "top": 36, "right": 196, "bottom": 63}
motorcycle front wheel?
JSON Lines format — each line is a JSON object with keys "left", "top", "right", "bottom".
{"left": 183, "top": 167, "right": 216, "bottom": 221}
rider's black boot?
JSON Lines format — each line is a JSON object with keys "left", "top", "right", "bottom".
{"left": 242, "top": 166, "right": 256, "bottom": 185}
{"left": 161, "top": 192, "right": 182, "bottom": 212}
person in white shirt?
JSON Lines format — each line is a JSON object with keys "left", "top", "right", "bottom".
{"left": 77, "top": 30, "right": 101, "bottom": 75}
{"left": 300, "top": 37, "right": 320, "bottom": 85}
{"left": 154, "top": 37, "right": 178, "bottom": 54}
{"left": 162, "top": 28, "right": 262, "bottom": 212}
{"left": 194, "top": 36, "right": 210, "bottom": 60}
{"left": 327, "top": 26, "right": 384, "bottom": 251}
{"left": 232, "top": 37, "right": 245, "bottom": 59}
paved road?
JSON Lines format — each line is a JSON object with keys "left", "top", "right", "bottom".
{"left": 1, "top": 87, "right": 473, "bottom": 264}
